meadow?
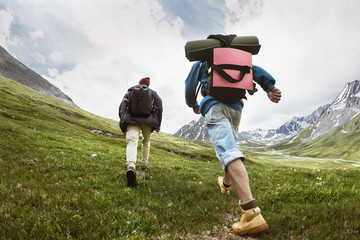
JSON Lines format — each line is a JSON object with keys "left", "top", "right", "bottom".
{"left": 1, "top": 77, "right": 359, "bottom": 239}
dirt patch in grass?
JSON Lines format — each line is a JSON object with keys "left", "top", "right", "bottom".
{"left": 180, "top": 211, "right": 258, "bottom": 240}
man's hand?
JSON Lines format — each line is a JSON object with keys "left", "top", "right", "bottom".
{"left": 193, "top": 108, "right": 200, "bottom": 114}
{"left": 267, "top": 88, "right": 282, "bottom": 103}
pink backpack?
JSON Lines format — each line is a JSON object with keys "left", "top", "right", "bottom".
{"left": 207, "top": 47, "right": 254, "bottom": 102}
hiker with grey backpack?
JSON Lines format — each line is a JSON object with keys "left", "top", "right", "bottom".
{"left": 119, "top": 77, "right": 163, "bottom": 187}
{"left": 184, "top": 34, "right": 281, "bottom": 235}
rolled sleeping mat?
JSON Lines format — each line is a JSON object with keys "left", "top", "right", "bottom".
{"left": 184, "top": 36, "right": 261, "bottom": 62}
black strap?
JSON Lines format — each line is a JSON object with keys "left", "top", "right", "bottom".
{"left": 212, "top": 64, "right": 252, "bottom": 83}
{"left": 195, "top": 64, "right": 203, "bottom": 100}
{"left": 207, "top": 34, "right": 237, "bottom": 47}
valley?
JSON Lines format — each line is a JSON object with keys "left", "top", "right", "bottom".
{"left": 243, "top": 147, "right": 360, "bottom": 169}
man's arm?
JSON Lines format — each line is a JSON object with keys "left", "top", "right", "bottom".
{"left": 152, "top": 90, "right": 163, "bottom": 131}
{"left": 118, "top": 93, "right": 129, "bottom": 119}
{"left": 253, "top": 65, "right": 281, "bottom": 103}
{"left": 253, "top": 65, "right": 276, "bottom": 92}
{"left": 185, "top": 61, "right": 204, "bottom": 112}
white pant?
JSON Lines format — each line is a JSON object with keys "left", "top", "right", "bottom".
{"left": 126, "top": 124, "right": 152, "bottom": 169}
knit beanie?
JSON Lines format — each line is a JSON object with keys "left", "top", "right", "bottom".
{"left": 139, "top": 77, "right": 150, "bottom": 86}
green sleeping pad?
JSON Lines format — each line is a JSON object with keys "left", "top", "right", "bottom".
{"left": 184, "top": 36, "right": 261, "bottom": 61}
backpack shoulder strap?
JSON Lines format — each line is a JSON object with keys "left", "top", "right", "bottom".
{"left": 195, "top": 63, "right": 206, "bottom": 99}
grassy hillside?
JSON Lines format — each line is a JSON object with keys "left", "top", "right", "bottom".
{"left": 1, "top": 77, "right": 360, "bottom": 239}
{"left": 272, "top": 115, "right": 360, "bottom": 160}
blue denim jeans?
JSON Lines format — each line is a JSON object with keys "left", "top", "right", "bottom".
{"left": 205, "top": 103, "right": 245, "bottom": 169}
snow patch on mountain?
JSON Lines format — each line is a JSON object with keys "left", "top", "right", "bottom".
{"left": 309, "top": 80, "right": 360, "bottom": 138}
{"left": 174, "top": 80, "right": 360, "bottom": 145}
{"left": 174, "top": 116, "right": 210, "bottom": 141}
{"left": 240, "top": 104, "right": 330, "bottom": 141}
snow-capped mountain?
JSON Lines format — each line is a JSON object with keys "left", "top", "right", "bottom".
{"left": 240, "top": 104, "right": 330, "bottom": 141}
{"left": 174, "top": 104, "right": 329, "bottom": 143}
{"left": 308, "top": 80, "right": 360, "bottom": 139}
{"left": 175, "top": 80, "right": 360, "bottom": 144}
{"left": 174, "top": 116, "right": 210, "bottom": 141}
{"left": 0, "top": 45, "right": 76, "bottom": 106}
{"left": 174, "top": 116, "right": 266, "bottom": 146}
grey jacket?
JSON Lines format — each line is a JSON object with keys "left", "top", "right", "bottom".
{"left": 118, "top": 84, "right": 163, "bottom": 134}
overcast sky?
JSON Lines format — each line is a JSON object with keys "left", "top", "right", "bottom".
{"left": 1, "top": 0, "right": 360, "bottom": 134}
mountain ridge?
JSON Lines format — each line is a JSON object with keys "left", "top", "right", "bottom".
{"left": 240, "top": 104, "right": 330, "bottom": 141}
{"left": 303, "top": 80, "right": 360, "bottom": 139}
{"left": 0, "top": 45, "right": 76, "bottom": 106}
{"left": 174, "top": 103, "right": 331, "bottom": 143}
{"left": 175, "top": 80, "right": 360, "bottom": 147}
{"left": 174, "top": 116, "right": 210, "bottom": 141}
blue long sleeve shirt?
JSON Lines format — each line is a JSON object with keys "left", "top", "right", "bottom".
{"left": 185, "top": 61, "right": 276, "bottom": 116}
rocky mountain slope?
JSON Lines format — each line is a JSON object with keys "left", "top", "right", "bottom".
{"left": 174, "top": 116, "right": 210, "bottom": 141}
{"left": 174, "top": 116, "right": 265, "bottom": 147}
{"left": 175, "top": 104, "right": 330, "bottom": 143}
{"left": 267, "top": 79, "right": 360, "bottom": 160}
{"left": 175, "top": 80, "right": 360, "bottom": 145}
{"left": 307, "top": 80, "right": 360, "bottom": 139}
{"left": 0, "top": 45, "right": 75, "bottom": 106}
{"left": 240, "top": 104, "right": 330, "bottom": 141}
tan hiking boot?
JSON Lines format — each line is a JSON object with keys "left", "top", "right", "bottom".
{"left": 217, "top": 176, "right": 230, "bottom": 195}
{"left": 232, "top": 201, "right": 268, "bottom": 235}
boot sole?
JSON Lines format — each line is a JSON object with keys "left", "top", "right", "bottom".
{"left": 232, "top": 222, "right": 268, "bottom": 235}
{"left": 126, "top": 170, "right": 138, "bottom": 187}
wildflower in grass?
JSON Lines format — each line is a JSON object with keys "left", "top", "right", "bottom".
{"left": 316, "top": 176, "right": 324, "bottom": 186}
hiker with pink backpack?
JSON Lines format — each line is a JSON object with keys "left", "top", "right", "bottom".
{"left": 184, "top": 34, "right": 281, "bottom": 235}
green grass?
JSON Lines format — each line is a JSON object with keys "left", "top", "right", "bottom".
{"left": 1, "top": 77, "right": 360, "bottom": 239}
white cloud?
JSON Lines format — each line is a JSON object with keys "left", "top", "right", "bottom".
{"left": 2, "top": 0, "right": 360, "bottom": 134}
{"left": 50, "top": 51, "right": 63, "bottom": 63}
{"left": 224, "top": 0, "right": 360, "bottom": 131}
{"left": 7, "top": 35, "right": 24, "bottom": 49}
{"left": 0, "top": 9, "right": 24, "bottom": 50}
{"left": 47, "top": 68, "right": 59, "bottom": 78}
{"left": 45, "top": 0, "right": 194, "bottom": 133}
{"left": 35, "top": 52, "right": 46, "bottom": 64}
{"left": 30, "top": 30, "right": 44, "bottom": 39}
{"left": 0, "top": 9, "right": 13, "bottom": 49}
